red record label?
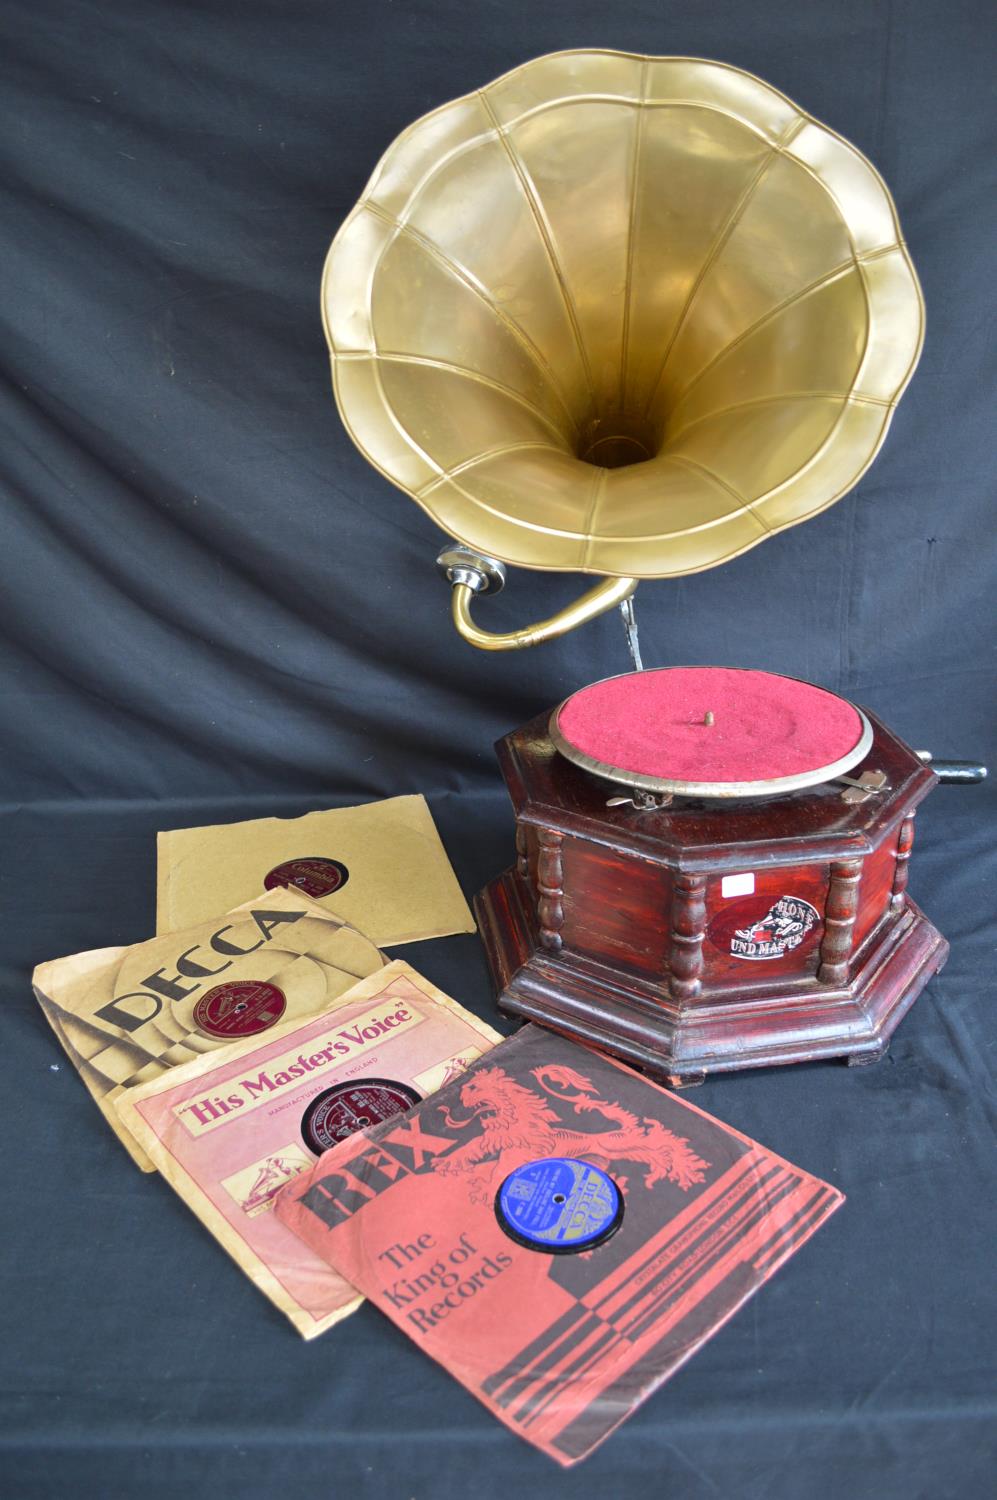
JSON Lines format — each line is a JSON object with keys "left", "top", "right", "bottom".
{"left": 707, "top": 894, "right": 821, "bottom": 962}
{"left": 263, "top": 856, "right": 350, "bottom": 898}
{"left": 301, "top": 1079, "right": 420, "bottom": 1154}
{"left": 193, "top": 980, "right": 288, "bottom": 1039}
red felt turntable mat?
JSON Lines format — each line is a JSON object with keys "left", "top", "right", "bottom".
{"left": 554, "top": 668, "right": 866, "bottom": 786}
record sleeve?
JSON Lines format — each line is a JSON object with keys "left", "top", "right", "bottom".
{"left": 277, "top": 1026, "right": 844, "bottom": 1463}
{"left": 115, "top": 961, "right": 502, "bottom": 1338}
{"left": 156, "top": 794, "right": 475, "bottom": 945}
{"left": 32, "top": 887, "right": 385, "bottom": 1168}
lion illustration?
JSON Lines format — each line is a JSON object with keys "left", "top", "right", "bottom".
{"left": 436, "top": 1062, "right": 709, "bottom": 1204}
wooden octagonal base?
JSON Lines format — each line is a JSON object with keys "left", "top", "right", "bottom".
{"left": 476, "top": 707, "right": 949, "bottom": 1086}
{"left": 476, "top": 871, "right": 948, "bottom": 1085}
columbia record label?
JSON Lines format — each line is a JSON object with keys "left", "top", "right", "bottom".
{"left": 193, "top": 980, "right": 287, "bottom": 1039}
{"left": 301, "top": 1078, "right": 420, "bottom": 1154}
{"left": 495, "top": 1157, "right": 624, "bottom": 1254}
{"left": 264, "top": 857, "right": 350, "bottom": 899}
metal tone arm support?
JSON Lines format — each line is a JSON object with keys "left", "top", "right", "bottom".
{"left": 437, "top": 546, "right": 637, "bottom": 652}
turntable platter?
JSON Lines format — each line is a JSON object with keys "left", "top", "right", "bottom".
{"left": 550, "top": 667, "right": 872, "bottom": 798}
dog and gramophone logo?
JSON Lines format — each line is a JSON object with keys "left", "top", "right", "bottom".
{"left": 708, "top": 894, "right": 821, "bottom": 961}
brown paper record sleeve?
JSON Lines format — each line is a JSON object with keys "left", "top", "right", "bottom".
{"left": 155, "top": 794, "right": 475, "bottom": 945}
{"left": 35, "top": 997, "right": 157, "bottom": 1172}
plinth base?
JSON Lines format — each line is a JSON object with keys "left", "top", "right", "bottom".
{"left": 475, "top": 869, "right": 948, "bottom": 1086}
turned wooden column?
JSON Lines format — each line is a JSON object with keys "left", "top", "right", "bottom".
{"left": 891, "top": 813, "right": 916, "bottom": 914}
{"left": 536, "top": 829, "right": 564, "bottom": 951}
{"left": 668, "top": 873, "right": 707, "bottom": 1002}
{"left": 515, "top": 821, "right": 529, "bottom": 881}
{"left": 818, "top": 858, "right": 863, "bottom": 984}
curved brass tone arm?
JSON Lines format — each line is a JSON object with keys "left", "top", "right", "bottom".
{"left": 451, "top": 576, "right": 638, "bottom": 650}
{"left": 443, "top": 563, "right": 637, "bottom": 651}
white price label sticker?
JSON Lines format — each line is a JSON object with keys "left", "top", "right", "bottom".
{"left": 721, "top": 872, "right": 756, "bottom": 898}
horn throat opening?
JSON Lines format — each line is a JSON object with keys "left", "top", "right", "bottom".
{"left": 577, "top": 410, "right": 662, "bottom": 470}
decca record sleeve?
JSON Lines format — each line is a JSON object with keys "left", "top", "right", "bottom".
{"left": 277, "top": 1025, "right": 844, "bottom": 1463}
{"left": 156, "top": 794, "right": 475, "bottom": 946}
{"left": 115, "top": 961, "right": 502, "bottom": 1338}
{"left": 32, "top": 886, "right": 385, "bottom": 1169}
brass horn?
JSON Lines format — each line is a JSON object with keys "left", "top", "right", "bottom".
{"left": 324, "top": 50, "right": 923, "bottom": 650}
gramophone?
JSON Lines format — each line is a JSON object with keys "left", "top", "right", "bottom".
{"left": 323, "top": 51, "right": 984, "bottom": 1084}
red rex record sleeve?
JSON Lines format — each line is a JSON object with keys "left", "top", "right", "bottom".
{"left": 276, "top": 1025, "right": 844, "bottom": 1464}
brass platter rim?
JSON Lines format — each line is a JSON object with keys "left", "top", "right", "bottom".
{"left": 548, "top": 667, "right": 874, "bottom": 800}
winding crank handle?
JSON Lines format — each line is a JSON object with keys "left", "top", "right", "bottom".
{"left": 915, "top": 753, "right": 988, "bottom": 784}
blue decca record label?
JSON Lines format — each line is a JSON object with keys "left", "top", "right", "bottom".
{"left": 495, "top": 1157, "right": 623, "bottom": 1254}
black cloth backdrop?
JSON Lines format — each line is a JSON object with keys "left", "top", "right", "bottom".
{"left": 1, "top": 2, "right": 994, "bottom": 1497}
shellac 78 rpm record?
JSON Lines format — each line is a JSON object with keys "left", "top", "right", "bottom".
{"left": 495, "top": 1157, "right": 624, "bottom": 1254}
{"left": 193, "top": 980, "right": 288, "bottom": 1040}
{"left": 301, "top": 1078, "right": 420, "bottom": 1154}
{"left": 264, "top": 856, "right": 350, "bottom": 898}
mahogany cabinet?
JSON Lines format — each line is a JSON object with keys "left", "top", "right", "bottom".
{"left": 476, "top": 710, "right": 947, "bottom": 1085}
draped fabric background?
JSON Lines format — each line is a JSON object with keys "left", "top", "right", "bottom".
{"left": 1, "top": 3, "right": 994, "bottom": 1497}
